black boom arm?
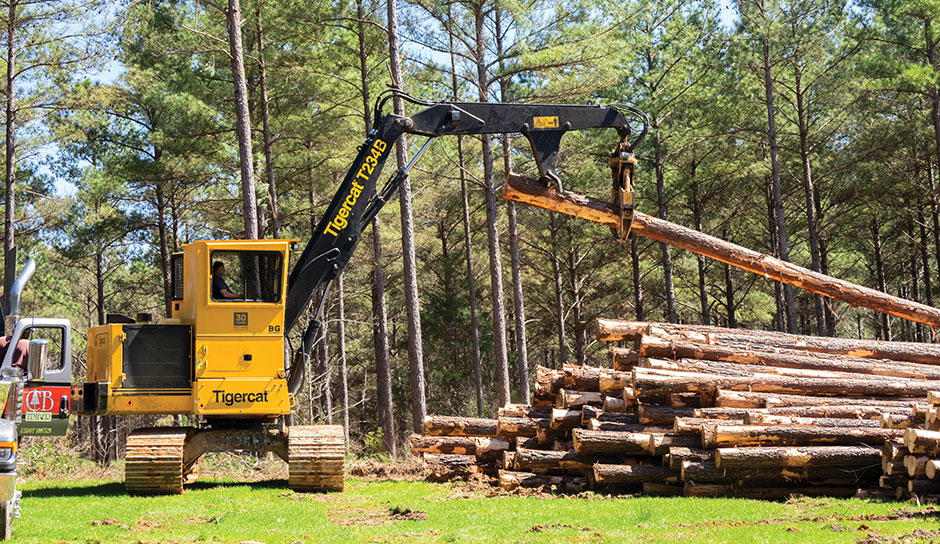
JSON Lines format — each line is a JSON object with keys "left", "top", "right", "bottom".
{"left": 283, "top": 91, "right": 647, "bottom": 346}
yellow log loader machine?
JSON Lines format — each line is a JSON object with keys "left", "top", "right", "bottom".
{"left": 72, "top": 90, "right": 647, "bottom": 494}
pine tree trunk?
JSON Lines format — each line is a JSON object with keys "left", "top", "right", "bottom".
{"left": 652, "top": 119, "right": 677, "bottom": 323}
{"left": 690, "top": 177, "right": 710, "bottom": 324}
{"left": 337, "top": 274, "right": 349, "bottom": 443}
{"left": 446, "top": 16, "right": 484, "bottom": 414}
{"left": 372, "top": 217, "right": 395, "bottom": 454}
{"left": 795, "top": 77, "right": 826, "bottom": 336}
{"left": 928, "top": 160, "right": 940, "bottom": 299}
{"left": 387, "top": 0, "right": 426, "bottom": 431}
{"left": 765, "top": 179, "right": 785, "bottom": 331}
{"left": 225, "top": 0, "right": 259, "bottom": 239}
{"left": 255, "top": 3, "right": 280, "bottom": 239}
{"left": 474, "top": 0, "right": 510, "bottom": 406}
{"left": 721, "top": 228, "right": 735, "bottom": 328}
{"left": 155, "top": 179, "right": 172, "bottom": 317}
{"left": 920, "top": 207, "right": 933, "bottom": 308}
{"left": 631, "top": 236, "right": 644, "bottom": 320}
{"left": 761, "top": 26, "right": 798, "bottom": 333}
{"left": 3, "top": 2, "right": 14, "bottom": 302}
{"left": 550, "top": 214, "right": 567, "bottom": 365}
{"left": 871, "top": 215, "right": 891, "bottom": 340}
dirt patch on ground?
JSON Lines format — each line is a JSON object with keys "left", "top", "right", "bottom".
{"left": 857, "top": 529, "right": 940, "bottom": 544}
{"left": 347, "top": 460, "right": 430, "bottom": 481}
{"left": 370, "top": 530, "right": 441, "bottom": 542}
{"left": 327, "top": 504, "right": 428, "bottom": 526}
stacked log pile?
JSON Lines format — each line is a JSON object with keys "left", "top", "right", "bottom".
{"left": 409, "top": 319, "right": 940, "bottom": 498}
{"left": 873, "top": 391, "right": 940, "bottom": 500}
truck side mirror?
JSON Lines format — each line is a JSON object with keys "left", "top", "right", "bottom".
{"left": 26, "top": 340, "right": 46, "bottom": 382}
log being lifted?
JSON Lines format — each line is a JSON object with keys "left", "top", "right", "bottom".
{"left": 503, "top": 175, "right": 940, "bottom": 329}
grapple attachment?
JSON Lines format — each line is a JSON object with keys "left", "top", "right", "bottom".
{"left": 610, "top": 138, "right": 638, "bottom": 241}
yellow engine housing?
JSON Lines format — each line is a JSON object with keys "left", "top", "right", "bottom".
{"left": 73, "top": 239, "right": 295, "bottom": 419}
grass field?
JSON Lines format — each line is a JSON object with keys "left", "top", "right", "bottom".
{"left": 13, "top": 468, "right": 940, "bottom": 544}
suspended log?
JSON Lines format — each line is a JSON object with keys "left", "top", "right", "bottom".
{"left": 649, "top": 434, "right": 702, "bottom": 456}
{"left": 514, "top": 447, "right": 596, "bottom": 474}
{"left": 639, "top": 336, "right": 940, "bottom": 380}
{"left": 423, "top": 415, "right": 498, "bottom": 437}
{"left": 556, "top": 389, "right": 604, "bottom": 409}
{"left": 572, "top": 429, "right": 651, "bottom": 456}
{"left": 714, "top": 445, "right": 881, "bottom": 470}
{"left": 904, "top": 428, "right": 940, "bottom": 455}
{"left": 612, "top": 348, "right": 641, "bottom": 371}
{"left": 498, "top": 470, "right": 587, "bottom": 492}
{"left": 637, "top": 404, "right": 696, "bottom": 425}
{"left": 499, "top": 404, "right": 553, "bottom": 419}
{"left": 635, "top": 366, "right": 940, "bottom": 398}
{"left": 702, "top": 424, "right": 902, "bottom": 448}
{"left": 596, "top": 318, "right": 940, "bottom": 362}
{"left": 550, "top": 409, "right": 582, "bottom": 431}
{"left": 743, "top": 414, "right": 880, "bottom": 427}
{"left": 593, "top": 463, "right": 676, "bottom": 484}
{"left": 409, "top": 434, "right": 477, "bottom": 455}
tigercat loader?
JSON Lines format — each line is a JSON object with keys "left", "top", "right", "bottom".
{"left": 72, "top": 90, "right": 647, "bottom": 494}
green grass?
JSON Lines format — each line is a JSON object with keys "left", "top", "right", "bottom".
{"left": 12, "top": 474, "right": 940, "bottom": 544}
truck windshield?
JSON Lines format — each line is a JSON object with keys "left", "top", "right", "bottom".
{"left": 210, "top": 251, "right": 282, "bottom": 303}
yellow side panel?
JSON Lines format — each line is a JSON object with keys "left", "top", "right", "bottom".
{"left": 108, "top": 390, "right": 194, "bottom": 415}
{"left": 87, "top": 324, "right": 123, "bottom": 385}
{"left": 195, "top": 378, "right": 289, "bottom": 416}
{"left": 194, "top": 336, "right": 283, "bottom": 380}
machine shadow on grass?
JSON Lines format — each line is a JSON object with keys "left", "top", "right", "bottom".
{"left": 22, "top": 478, "right": 292, "bottom": 498}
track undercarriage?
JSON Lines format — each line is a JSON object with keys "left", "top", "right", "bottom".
{"left": 124, "top": 423, "right": 345, "bottom": 495}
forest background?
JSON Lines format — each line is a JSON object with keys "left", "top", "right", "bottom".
{"left": 1, "top": 0, "right": 938, "bottom": 462}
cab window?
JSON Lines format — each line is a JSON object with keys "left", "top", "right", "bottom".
{"left": 209, "top": 251, "right": 282, "bottom": 302}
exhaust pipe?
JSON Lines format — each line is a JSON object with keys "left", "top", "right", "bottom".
{"left": 5, "top": 259, "right": 35, "bottom": 336}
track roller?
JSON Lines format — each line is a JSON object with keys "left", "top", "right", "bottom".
{"left": 124, "top": 427, "right": 194, "bottom": 495}
{"left": 288, "top": 425, "right": 345, "bottom": 492}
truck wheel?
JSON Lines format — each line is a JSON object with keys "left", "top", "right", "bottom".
{"left": 0, "top": 500, "right": 12, "bottom": 540}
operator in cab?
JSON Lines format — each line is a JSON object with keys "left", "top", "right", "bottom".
{"left": 211, "top": 261, "right": 240, "bottom": 300}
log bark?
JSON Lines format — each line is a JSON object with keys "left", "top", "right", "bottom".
{"left": 423, "top": 453, "right": 479, "bottom": 480}
{"left": 475, "top": 437, "right": 510, "bottom": 461}
{"left": 743, "top": 415, "right": 879, "bottom": 427}
{"left": 714, "top": 445, "right": 881, "bottom": 470}
{"left": 714, "top": 389, "right": 923, "bottom": 409}
{"left": 908, "top": 479, "right": 940, "bottom": 495}
{"left": 905, "top": 454, "right": 930, "bottom": 477}
{"left": 603, "top": 396, "right": 627, "bottom": 413}
{"left": 572, "top": 429, "right": 651, "bottom": 456}
{"left": 497, "top": 416, "right": 547, "bottom": 439}
{"left": 643, "top": 356, "right": 871, "bottom": 381}
{"left": 640, "top": 336, "right": 940, "bottom": 380}
{"left": 612, "top": 347, "right": 640, "bottom": 371}
{"left": 598, "top": 319, "right": 940, "bottom": 365}
{"left": 925, "top": 460, "right": 940, "bottom": 479}
{"left": 674, "top": 418, "right": 741, "bottom": 436}
{"left": 498, "top": 470, "right": 587, "bottom": 492}
{"left": 514, "top": 447, "right": 596, "bottom": 473}
{"left": 693, "top": 407, "right": 753, "bottom": 420}
{"left": 904, "top": 428, "right": 940, "bottom": 455}
{"left": 635, "top": 366, "right": 940, "bottom": 398}
{"left": 599, "top": 370, "right": 632, "bottom": 394}
{"left": 649, "top": 434, "right": 702, "bottom": 456}
{"left": 562, "top": 365, "right": 601, "bottom": 391}
{"left": 587, "top": 420, "right": 670, "bottom": 433}
{"left": 409, "top": 434, "right": 476, "bottom": 455}
{"left": 642, "top": 482, "right": 683, "bottom": 496}
{"left": 556, "top": 389, "right": 604, "bottom": 409}
{"left": 702, "top": 424, "right": 902, "bottom": 448}
{"left": 424, "top": 416, "right": 498, "bottom": 437}
{"left": 550, "top": 409, "right": 582, "bottom": 431}
{"left": 637, "top": 404, "right": 696, "bottom": 425}
{"left": 665, "top": 447, "right": 714, "bottom": 471}
{"left": 499, "top": 404, "right": 552, "bottom": 418}
{"left": 535, "top": 366, "right": 564, "bottom": 398}
{"left": 593, "top": 463, "right": 676, "bottom": 484}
